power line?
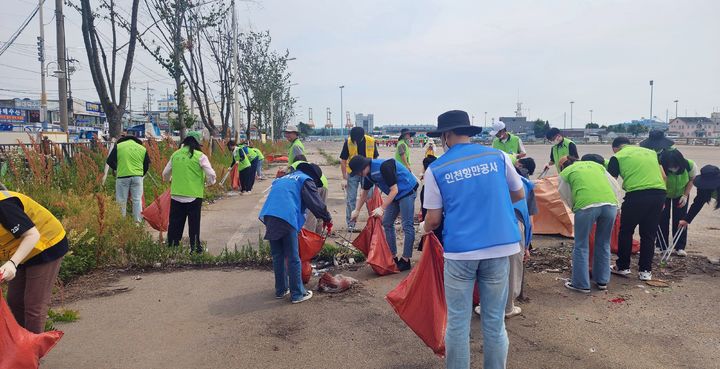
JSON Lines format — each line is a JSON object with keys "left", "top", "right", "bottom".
{"left": 0, "top": 1, "right": 42, "bottom": 57}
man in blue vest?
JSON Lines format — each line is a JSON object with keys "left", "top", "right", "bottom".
{"left": 420, "top": 110, "right": 525, "bottom": 369}
{"left": 258, "top": 164, "right": 332, "bottom": 304}
{"left": 106, "top": 135, "right": 150, "bottom": 222}
{"left": 348, "top": 156, "right": 418, "bottom": 271}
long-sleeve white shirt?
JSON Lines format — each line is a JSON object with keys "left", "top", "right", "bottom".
{"left": 162, "top": 153, "right": 217, "bottom": 202}
{"left": 558, "top": 171, "right": 621, "bottom": 211}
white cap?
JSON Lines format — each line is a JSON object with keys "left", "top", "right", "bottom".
{"left": 489, "top": 121, "right": 506, "bottom": 136}
{"left": 283, "top": 125, "right": 299, "bottom": 133}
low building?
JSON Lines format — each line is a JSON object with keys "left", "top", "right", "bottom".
{"left": 668, "top": 117, "right": 717, "bottom": 138}
{"left": 499, "top": 116, "right": 534, "bottom": 135}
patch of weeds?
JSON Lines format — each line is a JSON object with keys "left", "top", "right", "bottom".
{"left": 317, "top": 148, "right": 341, "bottom": 166}
{"left": 318, "top": 243, "right": 365, "bottom": 263}
{"left": 45, "top": 308, "right": 80, "bottom": 331}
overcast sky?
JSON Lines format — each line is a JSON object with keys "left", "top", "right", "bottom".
{"left": 1, "top": 0, "right": 718, "bottom": 128}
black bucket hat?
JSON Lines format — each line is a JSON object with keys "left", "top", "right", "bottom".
{"left": 639, "top": 130, "right": 674, "bottom": 152}
{"left": 399, "top": 128, "right": 416, "bottom": 140}
{"left": 294, "top": 162, "right": 324, "bottom": 188}
{"left": 693, "top": 165, "right": 720, "bottom": 190}
{"left": 427, "top": 110, "right": 483, "bottom": 138}
{"left": 348, "top": 156, "right": 372, "bottom": 177}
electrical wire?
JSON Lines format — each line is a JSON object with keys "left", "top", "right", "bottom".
{"left": 0, "top": 1, "right": 43, "bottom": 57}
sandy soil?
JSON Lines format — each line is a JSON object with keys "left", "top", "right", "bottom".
{"left": 43, "top": 141, "right": 720, "bottom": 369}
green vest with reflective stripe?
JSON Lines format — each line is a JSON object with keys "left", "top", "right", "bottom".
{"left": 288, "top": 139, "right": 305, "bottom": 165}
{"left": 290, "top": 161, "right": 327, "bottom": 188}
{"left": 395, "top": 139, "right": 411, "bottom": 167}
{"left": 492, "top": 134, "right": 521, "bottom": 155}
{"left": 247, "top": 146, "right": 259, "bottom": 161}
{"left": 614, "top": 146, "right": 666, "bottom": 193}
{"left": 234, "top": 147, "right": 251, "bottom": 172}
{"left": 666, "top": 159, "right": 694, "bottom": 199}
{"left": 170, "top": 146, "right": 206, "bottom": 198}
{"left": 116, "top": 140, "right": 146, "bottom": 177}
{"left": 250, "top": 147, "right": 264, "bottom": 161}
{"left": 560, "top": 161, "right": 618, "bottom": 211}
{"left": 552, "top": 138, "right": 574, "bottom": 172}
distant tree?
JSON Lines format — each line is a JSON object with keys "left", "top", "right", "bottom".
{"left": 628, "top": 123, "right": 649, "bottom": 137}
{"left": 585, "top": 123, "right": 599, "bottom": 129}
{"left": 297, "top": 122, "right": 313, "bottom": 137}
{"left": 533, "top": 119, "right": 550, "bottom": 138}
{"left": 607, "top": 124, "right": 626, "bottom": 133}
{"left": 600, "top": 125, "right": 608, "bottom": 129}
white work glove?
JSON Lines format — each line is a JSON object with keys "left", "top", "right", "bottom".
{"left": 0, "top": 261, "right": 17, "bottom": 282}
{"left": 371, "top": 207, "right": 385, "bottom": 218}
{"left": 341, "top": 181, "right": 347, "bottom": 191}
{"left": 677, "top": 195, "right": 688, "bottom": 208}
{"left": 350, "top": 209, "right": 360, "bottom": 222}
{"left": 418, "top": 221, "right": 430, "bottom": 236}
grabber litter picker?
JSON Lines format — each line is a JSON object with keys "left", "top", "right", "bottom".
{"left": 661, "top": 227, "right": 686, "bottom": 264}
{"left": 537, "top": 167, "right": 550, "bottom": 179}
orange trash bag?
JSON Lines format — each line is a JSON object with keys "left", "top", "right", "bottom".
{"left": 230, "top": 163, "right": 241, "bottom": 191}
{"left": 141, "top": 189, "right": 171, "bottom": 232}
{"left": 588, "top": 211, "right": 640, "bottom": 272}
{"left": 353, "top": 189, "right": 399, "bottom": 275}
{"left": 0, "top": 293, "right": 63, "bottom": 369}
{"left": 299, "top": 229, "right": 325, "bottom": 283}
{"left": 532, "top": 176, "right": 574, "bottom": 237}
{"left": 386, "top": 233, "right": 446, "bottom": 357}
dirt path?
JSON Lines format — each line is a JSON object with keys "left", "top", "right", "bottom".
{"left": 43, "top": 142, "right": 720, "bottom": 368}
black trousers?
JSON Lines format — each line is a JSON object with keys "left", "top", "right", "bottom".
{"left": 240, "top": 160, "right": 258, "bottom": 192}
{"left": 167, "top": 198, "right": 203, "bottom": 253}
{"left": 657, "top": 197, "right": 688, "bottom": 251}
{"left": 617, "top": 190, "right": 666, "bottom": 272}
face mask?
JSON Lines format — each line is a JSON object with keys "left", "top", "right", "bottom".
{"left": 553, "top": 137, "right": 563, "bottom": 145}
{"left": 441, "top": 133, "right": 450, "bottom": 151}
{"left": 669, "top": 167, "right": 679, "bottom": 173}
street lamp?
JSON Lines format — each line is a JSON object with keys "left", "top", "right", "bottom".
{"left": 484, "top": 112, "right": 487, "bottom": 129}
{"left": 649, "top": 80, "right": 654, "bottom": 120}
{"left": 339, "top": 85, "right": 345, "bottom": 137}
{"left": 570, "top": 101, "right": 574, "bottom": 128}
{"left": 589, "top": 109, "right": 593, "bottom": 125}
{"left": 674, "top": 99, "right": 679, "bottom": 119}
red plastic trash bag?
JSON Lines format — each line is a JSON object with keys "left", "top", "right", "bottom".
{"left": 317, "top": 272, "right": 358, "bottom": 293}
{"left": 267, "top": 155, "right": 289, "bottom": 163}
{"left": 276, "top": 169, "right": 287, "bottom": 178}
{"left": 142, "top": 189, "right": 171, "bottom": 232}
{"left": 353, "top": 189, "right": 399, "bottom": 275}
{"left": 532, "top": 176, "right": 574, "bottom": 237}
{"left": 0, "top": 293, "right": 63, "bottom": 369}
{"left": 386, "top": 233, "right": 446, "bottom": 357}
{"left": 230, "top": 163, "right": 241, "bottom": 191}
{"left": 588, "top": 211, "right": 640, "bottom": 272}
{"left": 299, "top": 229, "right": 325, "bottom": 283}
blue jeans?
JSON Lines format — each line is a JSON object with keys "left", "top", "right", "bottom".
{"left": 382, "top": 191, "right": 416, "bottom": 259}
{"left": 115, "top": 176, "right": 144, "bottom": 222}
{"left": 256, "top": 159, "right": 264, "bottom": 178}
{"left": 445, "top": 257, "right": 509, "bottom": 369}
{"left": 572, "top": 205, "right": 617, "bottom": 289}
{"left": 269, "top": 231, "right": 306, "bottom": 301}
{"left": 345, "top": 175, "right": 362, "bottom": 228}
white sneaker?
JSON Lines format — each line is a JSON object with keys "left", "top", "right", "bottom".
{"left": 638, "top": 271, "right": 652, "bottom": 281}
{"left": 505, "top": 306, "right": 522, "bottom": 319}
{"left": 292, "top": 290, "right": 313, "bottom": 304}
{"left": 275, "top": 289, "right": 290, "bottom": 299}
{"left": 610, "top": 265, "right": 631, "bottom": 277}
{"left": 674, "top": 249, "right": 687, "bottom": 257}
{"left": 474, "top": 305, "right": 481, "bottom": 317}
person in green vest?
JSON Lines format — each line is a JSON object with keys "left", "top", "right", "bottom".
{"left": 289, "top": 155, "right": 328, "bottom": 234}
{"left": 544, "top": 128, "right": 579, "bottom": 174}
{"left": 490, "top": 121, "right": 526, "bottom": 158}
{"left": 162, "top": 131, "right": 217, "bottom": 253}
{"left": 284, "top": 125, "right": 305, "bottom": 166}
{"left": 249, "top": 145, "right": 266, "bottom": 180}
{"left": 558, "top": 155, "right": 620, "bottom": 293}
{"left": 680, "top": 165, "right": 720, "bottom": 230}
{"left": 658, "top": 149, "right": 696, "bottom": 256}
{"left": 106, "top": 135, "right": 150, "bottom": 222}
{"left": 395, "top": 128, "right": 415, "bottom": 169}
{"left": 227, "top": 140, "right": 254, "bottom": 194}
{"left": 639, "top": 129, "right": 675, "bottom": 156}
{"left": 607, "top": 137, "right": 666, "bottom": 281}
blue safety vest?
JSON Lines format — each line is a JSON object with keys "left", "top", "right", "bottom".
{"left": 513, "top": 177, "right": 533, "bottom": 248}
{"left": 430, "top": 144, "right": 520, "bottom": 253}
{"left": 258, "top": 172, "right": 311, "bottom": 232}
{"left": 367, "top": 159, "right": 417, "bottom": 200}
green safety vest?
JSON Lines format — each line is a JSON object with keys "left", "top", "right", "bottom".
{"left": 492, "top": 134, "right": 521, "bottom": 155}
{"left": 233, "top": 147, "right": 252, "bottom": 172}
{"left": 170, "top": 146, "right": 206, "bottom": 198}
{"left": 613, "top": 145, "right": 666, "bottom": 193}
{"left": 560, "top": 161, "right": 618, "bottom": 212}
{"left": 290, "top": 161, "right": 328, "bottom": 188}
{"left": 666, "top": 159, "right": 695, "bottom": 199}
{"left": 288, "top": 139, "right": 305, "bottom": 165}
{"left": 247, "top": 146, "right": 259, "bottom": 161}
{"left": 551, "top": 138, "right": 575, "bottom": 172}
{"left": 395, "top": 139, "right": 411, "bottom": 167}
{"left": 116, "top": 140, "right": 147, "bottom": 177}
{"left": 250, "top": 147, "right": 265, "bottom": 161}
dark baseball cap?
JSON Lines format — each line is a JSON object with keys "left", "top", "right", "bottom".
{"left": 348, "top": 156, "right": 371, "bottom": 177}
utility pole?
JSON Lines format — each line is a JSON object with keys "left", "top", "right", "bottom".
{"left": 65, "top": 48, "right": 76, "bottom": 128}
{"left": 589, "top": 109, "right": 593, "bottom": 125}
{"left": 55, "top": 0, "right": 68, "bottom": 132}
{"left": 37, "top": 0, "right": 47, "bottom": 129}
{"left": 270, "top": 92, "right": 274, "bottom": 141}
{"left": 569, "top": 101, "right": 574, "bottom": 128}
{"left": 674, "top": 99, "right": 679, "bottom": 119}
{"left": 231, "top": 0, "right": 240, "bottom": 141}
{"left": 649, "top": 80, "right": 654, "bottom": 120}
{"left": 484, "top": 111, "right": 487, "bottom": 129}
{"left": 128, "top": 80, "right": 133, "bottom": 128}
